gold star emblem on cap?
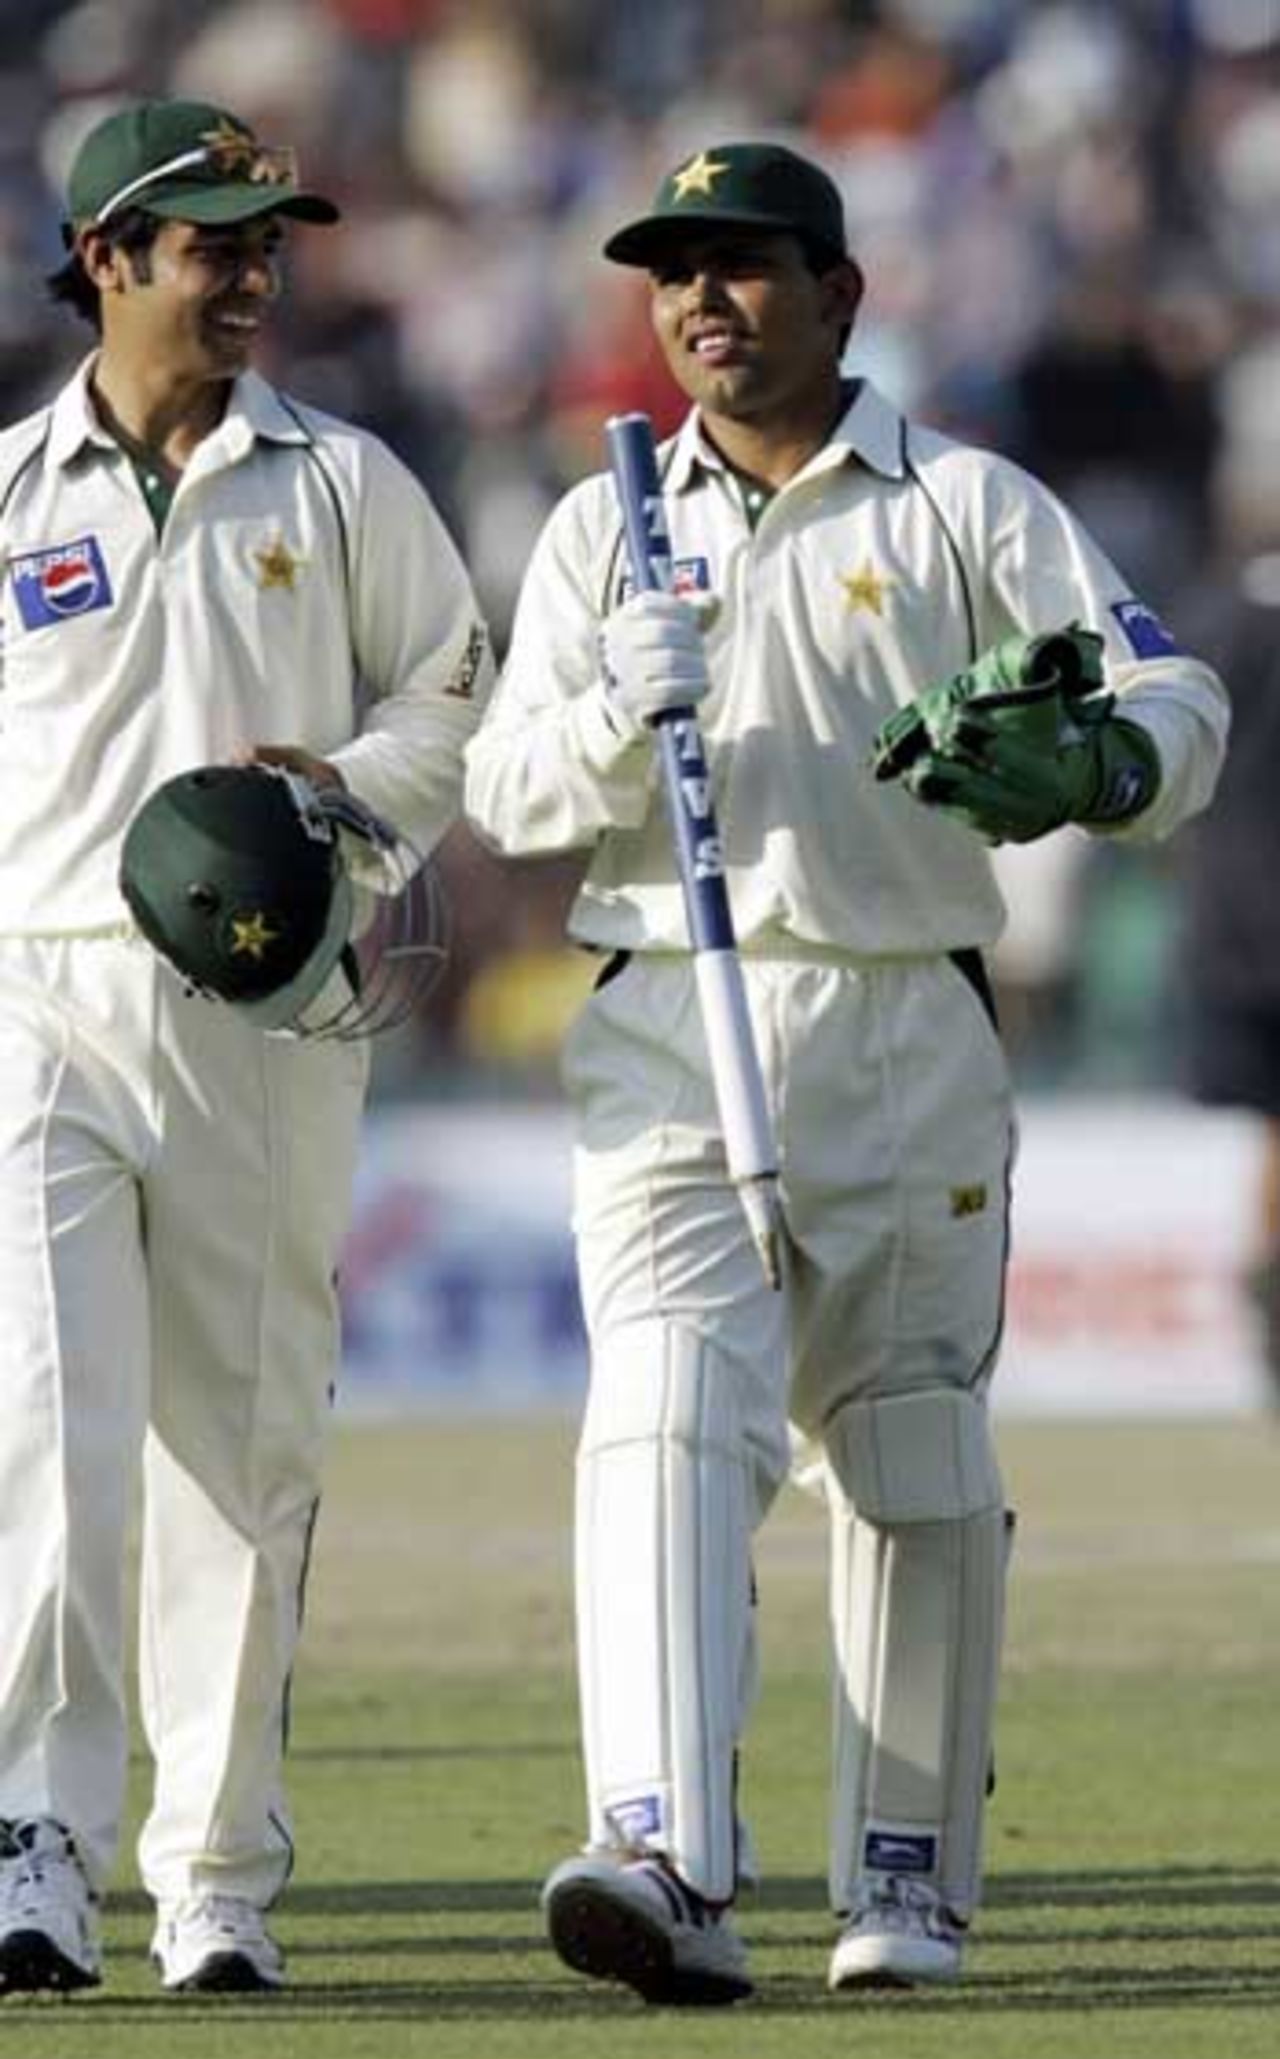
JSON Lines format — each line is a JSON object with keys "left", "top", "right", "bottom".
{"left": 200, "top": 117, "right": 258, "bottom": 175}
{"left": 254, "top": 538, "right": 304, "bottom": 591}
{"left": 672, "top": 151, "right": 731, "bottom": 202}
{"left": 230, "top": 911, "right": 279, "bottom": 961}
{"left": 840, "top": 560, "right": 893, "bottom": 615}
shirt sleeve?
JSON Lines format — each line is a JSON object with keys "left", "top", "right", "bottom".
{"left": 464, "top": 479, "right": 657, "bottom": 856}
{"left": 325, "top": 431, "right": 495, "bottom": 858}
{"left": 972, "top": 456, "right": 1230, "bottom": 843}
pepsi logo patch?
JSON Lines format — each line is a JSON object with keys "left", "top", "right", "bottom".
{"left": 1111, "top": 598, "right": 1182, "bottom": 660}
{"left": 620, "top": 555, "right": 712, "bottom": 603}
{"left": 11, "top": 537, "right": 114, "bottom": 630}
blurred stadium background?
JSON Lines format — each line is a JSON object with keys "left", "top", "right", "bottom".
{"left": 8, "top": 0, "right": 1277, "bottom": 1416}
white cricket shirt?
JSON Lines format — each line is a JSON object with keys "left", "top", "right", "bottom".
{"left": 0, "top": 356, "right": 493, "bottom": 933}
{"left": 465, "top": 380, "right": 1228, "bottom": 957}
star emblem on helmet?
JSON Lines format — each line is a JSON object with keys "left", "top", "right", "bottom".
{"left": 254, "top": 537, "right": 305, "bottom": 591}
{"left": 230, "top": 911, "right": 279, "bottom": 960}
{"left": 671, "top": 151, "right": 731, "bottom": 202}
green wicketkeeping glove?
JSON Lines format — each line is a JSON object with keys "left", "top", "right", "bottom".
{"left": 870, "top": 624, "right": 1161, "bottom": 844}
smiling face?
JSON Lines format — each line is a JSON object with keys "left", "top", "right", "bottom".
{"left": 86, "top": 213, "right": 285, "bottom": 384}
{"left": 647, "top": 227, "right": 862, "bottom": 431}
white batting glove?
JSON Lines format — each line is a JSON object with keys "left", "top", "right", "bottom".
{"left": 600, "top": 591, "right": 711, "bottom": 742}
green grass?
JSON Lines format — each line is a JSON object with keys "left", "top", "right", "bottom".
{"left": 10, "top": 1417, "right": 1280, "bottom": 2056}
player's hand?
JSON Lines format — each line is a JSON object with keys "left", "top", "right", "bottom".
{"left": 871, "top": 626, "right": 1106, "bottom": 783}
{"left": 600, "top": 591, "right": 710, "bottom": 742}
{"left": 870, "top": 624, "right": 1159, "bottom": 843}
{"left": 233, "top": 742, "right": 348, "bottom": 790}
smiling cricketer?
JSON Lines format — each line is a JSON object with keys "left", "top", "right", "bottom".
{"left": 464, "top": 139, "right": 1228, "bottom": 2004}
{"left": 0, "top": 97, "right": 491, "bottom": 1997}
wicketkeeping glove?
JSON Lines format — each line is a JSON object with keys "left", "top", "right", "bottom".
{"left": 600, "top": 591, "right": 711, "bottom": 743}
{"left": 870, "top": 623, "right": 1161, "bottom": 844}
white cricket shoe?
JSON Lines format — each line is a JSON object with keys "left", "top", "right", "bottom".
{"left": 542, "top": 1851, "right": 753, "bottom": 2006}
{"left": 151, "top": 1894, "right": 284, "bottom": 1993}
{"left": 0, "top": 1816, "right": 102, "bottom": 1994}
{"left": 828, "top": 1875, "right": 966, "bottom": 1989}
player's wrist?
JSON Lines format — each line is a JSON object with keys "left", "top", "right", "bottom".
{"left": 1072, "top": 718, "right": 1161, "bottom": 826}
{"left": 577, "top": 679, "right": 651, "bottom": 767}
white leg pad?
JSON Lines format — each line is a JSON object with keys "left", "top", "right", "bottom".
{"left": 575, "top": 1319, "right": 754, "bottom": 1904}
{"left": 824, "top": 1388, "right": 1006, "bottom": 1919}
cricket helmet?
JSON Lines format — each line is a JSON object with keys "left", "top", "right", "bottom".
{"left": 119, "top": 763, "right": 446, "bottom": 1039}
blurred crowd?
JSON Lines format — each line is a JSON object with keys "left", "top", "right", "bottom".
{"left": 2, "top": 0, "right": 1276, "bottom": 1095}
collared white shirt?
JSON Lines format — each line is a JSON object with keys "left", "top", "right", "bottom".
{"left": 465, "top": 380, "right": 1228, "bottom": 958}
{"left": 0, "top": 356, "right": 492, "bottom": 932}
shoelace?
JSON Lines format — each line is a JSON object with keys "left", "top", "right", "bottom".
{"left": 856, "top": 1874, "right": 963, "bottom": 1939}
{"left": 165, "top": 1893, "right": 265, "bottom": 1940}
{"left": 0, "top": 1821, "right": 81, "bottom": 1915}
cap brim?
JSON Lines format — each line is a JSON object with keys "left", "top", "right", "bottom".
{"left": 603, "top": 206, "right": 844, "bottom": 267}
{"left": 144, "top": 183, "right": 340, "bottom": 226}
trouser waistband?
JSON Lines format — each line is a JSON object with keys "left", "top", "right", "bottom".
{"left": 591, "top": 945, "right": 999, "bottom": 1031}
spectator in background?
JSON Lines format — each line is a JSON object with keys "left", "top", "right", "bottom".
{"left": 4, "top": 0, "right": 1274, "bottom": 1088}
{"left": 1179, "top": 338, "right": 1280, "bottom": 1396}
{"left": 986, "top": 835, "right": 1092, "bottom": 1085}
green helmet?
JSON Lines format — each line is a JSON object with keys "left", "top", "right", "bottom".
{"left": 119, "top": 764, "right": 445, "bottom": 1039}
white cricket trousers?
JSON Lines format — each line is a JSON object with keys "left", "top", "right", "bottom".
{"left": 0, "top": 935, "right": 367, "bottom": 1903}
{"left": 562, "top": 948, "right": 1014, "bottom": 1900}
{"left": 567, "top": 948, "right": 1013, "bottom": 1447}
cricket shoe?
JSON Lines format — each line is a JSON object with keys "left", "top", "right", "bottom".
{"left": 828, "top": 1874, "right": 966, "bottom": 1989}
{"left": 151, "top": 1894, "right": 284, "bottom": 1993}
{"left": 0, "top": 1816, "right": 102, "bottom": 1994}
{"left": 542, "top": 1851, "right": 753, "bottom": 2006}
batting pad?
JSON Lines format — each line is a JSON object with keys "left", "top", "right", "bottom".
{"left": 823, "top": 1388, "right": 1006, "bottom": 1918}
{"left": 575, "top": 1319, "right": 754, "bottom": 1903}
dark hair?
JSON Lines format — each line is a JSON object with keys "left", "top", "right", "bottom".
{"left": 46, "top": 209, "right": 163, "bottom": 331}
{"left": 801, "top": 241, "right": 863, "bottom": 355}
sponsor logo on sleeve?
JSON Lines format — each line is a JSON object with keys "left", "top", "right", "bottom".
{"left": 1110, "top": 598, "right": 1182, "bottom": 659}
{"left": 443, "top": 620, "right": 488, "bottom": 699}
{"left": 620, "top": 555, "right": 712, "bottom": 604}
{"left": 11, "top": 537, "right": 114, "bottom": 630}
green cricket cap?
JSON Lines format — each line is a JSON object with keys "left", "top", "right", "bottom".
{"left": 66, "top": 98, "right": 339, "bottom": 229}
{"left": 604, "top": 141, "right": 848, "bottom": 268}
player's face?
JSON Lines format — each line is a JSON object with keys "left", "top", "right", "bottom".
{"left": 105, "top": 216, "right": 285, "bottom": 379}
{"left": 648, "top": 230, "right": 859, "bottom": 423}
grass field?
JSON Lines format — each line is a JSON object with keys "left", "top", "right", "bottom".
{"left": 9, "top": 1415, "right": 1280, "bottom": 2057}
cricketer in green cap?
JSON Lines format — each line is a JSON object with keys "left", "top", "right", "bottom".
{"left": 65, "top": 97, "right": 339, "bottom": 230}
{"left": 604, "top": 141, "right": 848, "bottom": 270}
